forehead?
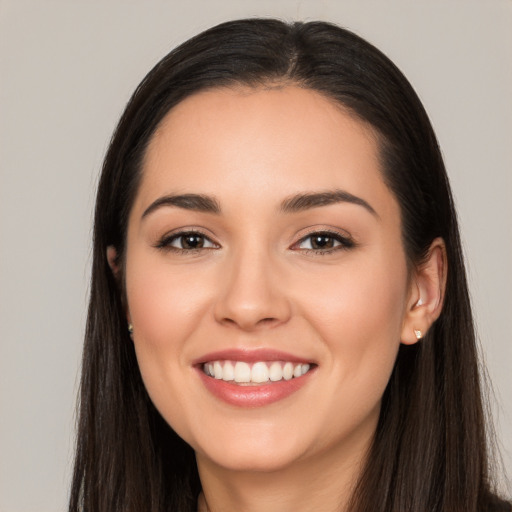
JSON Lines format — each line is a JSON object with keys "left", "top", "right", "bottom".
{"left": 135, "top": 85, "right": 397, "bottom": 219}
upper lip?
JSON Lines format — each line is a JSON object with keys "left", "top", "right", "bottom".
{"left": 192, "top": 348, "right": 316, "bottom": 366}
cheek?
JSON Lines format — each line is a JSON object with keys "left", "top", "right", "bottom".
{"left": 302, "top": 252, "right": 406, "bottom": 332}
{"left": 297, "top": 253, "right": 408, "bottom": 387}
{"left": 124, "top": 255, "right": 212, "bottom": 417}
{"left": 126, "top": 257, "right": 210, "bottom": 353}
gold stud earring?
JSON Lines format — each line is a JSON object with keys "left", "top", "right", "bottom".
{"left": 414, "top": 329, "right": 422, "bottom": 340}
{"left": 128, "top": 324, "right": 134, "bottom": 335}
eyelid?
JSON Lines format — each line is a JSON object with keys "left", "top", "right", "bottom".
{"left": 291, "top": 228, "right": 355, "bottom": 253}
{"left": 154, "top": 227, "right": 220, "bottom": 251}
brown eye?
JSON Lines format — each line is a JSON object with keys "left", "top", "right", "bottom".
{"left": 310, "top": 234, "right": 335, "bottom": 249}
{"left": 180, "top": 234, "right": 205, "bottom": 249}
{"left": 295, "top": 231, "right": 354, "bottom": 252}
{"left": 157, "top": 231, "right": 218, "bottom": 251}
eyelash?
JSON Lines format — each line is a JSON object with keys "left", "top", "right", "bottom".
{"left": 155, "top": 230, "right": 217, "bottom": 253}
{"left": 155, "top": 229, "right": 355, "bottom": 255}
{"left": 293, "top": 229, "right": 355, "bottom": 255}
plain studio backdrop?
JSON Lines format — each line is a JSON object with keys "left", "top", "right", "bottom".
{"left": 0, "top": 1, "right": 511, "bottom": 510}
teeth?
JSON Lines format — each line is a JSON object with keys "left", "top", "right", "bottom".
{"left": 283, "top": 362, "right": 294, "bottom": 380}
{"left": 202, "top": 360, "right": 312, "bottom": 384}
{"left": 234, "top": 361, "right": 251, "bottom": 383}
{"left": 269, "top": 361, "right": 282, "bottom": 382}
{"left": 213, "top": 361, "right": 223, "bottom": 379}
{"left": 251, "top": 362, "right": 269, "bottom": 383}
{"left": 223, "top": 361, "right": 234, "bottom": 381}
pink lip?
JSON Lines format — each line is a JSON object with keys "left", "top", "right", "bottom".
{"left": 193, "top": 348, "right": 316, "bottom": 408}
{"left": 196, "top": 368, "right": 315, "bottom": 407}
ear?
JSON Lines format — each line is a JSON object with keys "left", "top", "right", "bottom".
{"left": 106, "top": 245, "right": 121, "bottom": 278}
{"left": 107, "top": 245, "right": 132, "bottom": 326}
{"left": 401, "top": 237, "right": 447, "bottom": 345}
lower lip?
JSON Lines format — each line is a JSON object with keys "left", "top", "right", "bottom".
{"left": 196, "top": 368, "right": 314, "bottom": 407}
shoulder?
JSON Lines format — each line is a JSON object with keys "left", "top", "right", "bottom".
{"left": 484, "top": 494, "right": 512, "bottom": 512}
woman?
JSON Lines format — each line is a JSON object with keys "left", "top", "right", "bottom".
{"left": 69, "top": 19, "right": 510, "bottom": 512}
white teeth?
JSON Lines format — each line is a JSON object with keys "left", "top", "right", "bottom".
{"left": 269, "top": 361, "right": 283, "bottom": 382}
{"left": 251, "top": 362, "right": 269, "bottom": 383}
{"left": 222, "top": 361, "right": 234, "bottom": 381}
{"left": 283, "top": 362, "right": 294, "bottom": 380}
{"left": 213, "top": 361, "right": 223, "bottom": 379}
{"left": 234, "top": 361, "right": 251, "bottom": 383}
{"left": 202, "top": 360, "right": 313, "bottom": 383}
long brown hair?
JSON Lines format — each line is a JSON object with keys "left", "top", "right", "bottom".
{"left": 69, "top": 19, "right": 509, "bottom": 511}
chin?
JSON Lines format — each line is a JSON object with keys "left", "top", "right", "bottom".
{"left": 190, "top": 424, "right": 314, "bottom": 474}
{"left": 199, "top": 446, "right": 304, "bottom": 474}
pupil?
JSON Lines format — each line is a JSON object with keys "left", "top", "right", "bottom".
{"left": 183, "top": 234, "right": 203, "bottom": 249}
{"left": 312, "top": 235, "right": 333, "bottom": 249}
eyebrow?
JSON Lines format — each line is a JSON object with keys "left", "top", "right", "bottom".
{"left": 141, "top": 193, "right": 221, "bottom": 219}
{"left": 280, "top": 190, "right": 378, "bottom": 217}
{"left": 141, "top": 189, "right": 378, "bottom": 219}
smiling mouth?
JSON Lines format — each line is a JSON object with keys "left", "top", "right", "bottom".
{"left": 202, "top": 360, "right": 314, "bottom": 385}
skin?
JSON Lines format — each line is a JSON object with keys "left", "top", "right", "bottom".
{"left": 109, "top": 86, "right": 446, "bottom": 512}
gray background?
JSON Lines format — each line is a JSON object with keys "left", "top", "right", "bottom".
{"left": 0, "top": 1, "right": 510, "bottom": 510}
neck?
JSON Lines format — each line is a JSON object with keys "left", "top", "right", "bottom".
{"left": 196, "top": 431, "right": 371, "bottom": 512}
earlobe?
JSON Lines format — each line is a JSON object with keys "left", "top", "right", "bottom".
{"left": 401, "top": 237, "right": 447, "bottom": 345}
{"left": 106, "top": 245, "right": 132, "bottom": 328}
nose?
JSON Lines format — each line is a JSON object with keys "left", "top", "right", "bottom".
{"left": 213, "top": 247, "right": 292, "bottom": 331}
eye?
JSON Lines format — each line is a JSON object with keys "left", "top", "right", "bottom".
{"left": 156, "top": 231, "right": 218, "bottom": 252}
{"left": 294, "top": 231, "right": 354, "bottom": 253}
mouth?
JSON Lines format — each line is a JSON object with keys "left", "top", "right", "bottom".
{"left": 202, "top": 360, "right": 314, "bottom": 385}
{"left": 194, "top": 350, "right": 317, "bottom": 407}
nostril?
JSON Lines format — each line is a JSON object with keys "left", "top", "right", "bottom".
{"left": 219, "top": 315, "right": 281, "bottom": 330}
{"left": 254, "top": 317, "right": 281, "bottom": 329}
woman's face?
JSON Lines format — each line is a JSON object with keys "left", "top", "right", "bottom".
{"left": 124, "top": 86, "right": 417, "bottom": 474}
